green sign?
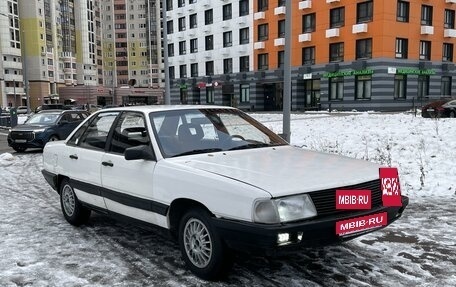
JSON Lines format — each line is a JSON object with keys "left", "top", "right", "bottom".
{"left": 396, "top": 68, "right": 435, "bottom": 75}
{"left": 323, "top": 69, "right": 374, "bottom": 78}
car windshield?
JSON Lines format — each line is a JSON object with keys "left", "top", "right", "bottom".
{"left": 149, "top": 108, "right": 287, "bottom": 158}
{"left": 26, "top": 113, "right": 60, "bottom": 125}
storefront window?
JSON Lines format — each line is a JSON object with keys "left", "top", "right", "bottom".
{"left": 394, "top": 75, "right": 406, "bottom": 99}
{"left": 441, "top": 76, "right": 452, "bottom": 96}
{"left": 417, "top": 75, "right": 429, "bottom": 99}
{"left": 355, "top": 75, "right": 372, "bottom": 100}
{"left": 240, "top": 84, "right": 250, "bottom": 102}
{"left": 329, "top": 77, "right": 344, "bottom": 101}
{"left": 206, "top": 87, "right": 214, "bottom": 103}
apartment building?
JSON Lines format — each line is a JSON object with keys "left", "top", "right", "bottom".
{"left": 0, "top": 0, "right": 164, "bottom": 110}
{"left": 167, "top": 0, "right": 456, "bottom": 111}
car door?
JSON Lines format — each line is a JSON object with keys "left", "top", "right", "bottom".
{"left": 61, "top": 111, "right": 120, "bottom": 210}
{"left": 100, "top": 111, "right": 163, "bottom": 226}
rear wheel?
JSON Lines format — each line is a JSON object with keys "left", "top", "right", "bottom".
{"left": 60, "top": 179, "right": 91, "bottom": 226}
{"left": 178, "top": 208, "right": 232, "bottom": 280}
{"left": 450, "top": 111, "right": 456, "bottom": 118}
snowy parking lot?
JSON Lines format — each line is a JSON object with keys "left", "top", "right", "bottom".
{"left": 0, "top": 112, "right": 455, "bottom": 286}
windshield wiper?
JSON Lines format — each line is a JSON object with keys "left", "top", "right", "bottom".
{"left": 172, "top": 148, "right": 223, "bottom": 157}
{"left": 228, "top": 143, "right": 272, "bottom": 151}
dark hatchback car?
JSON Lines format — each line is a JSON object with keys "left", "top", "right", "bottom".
{"left": 422, "top": 99, "right": 456, "bottom": 118}
{"left": 7, "top": 110, "right": 89, "bottom": 152}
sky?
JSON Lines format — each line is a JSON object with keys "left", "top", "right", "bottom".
{"left": 0, "top": 111, "right": 455, "bottom": 286}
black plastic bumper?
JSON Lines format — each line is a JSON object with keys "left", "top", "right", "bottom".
{"left": 212, "top": 196, "right": 409, "bottom": 256}
{"left": 42, "top": 169, "right": 58, "bottom": 191}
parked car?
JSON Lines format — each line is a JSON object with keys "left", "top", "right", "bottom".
{"left": 16, "top": 106, "right": 29, "bottom": 114}
{"left": 35, "top": 104, "right": 70, "bottom": 113}
{"left": 41, "top": 106, "right": 408, "bottom": 280}
{"left": 421, "top": 99, "right": 456, "bottom": 118}
{"left": 7, "top": 110, "right": 89, "bottom": 152}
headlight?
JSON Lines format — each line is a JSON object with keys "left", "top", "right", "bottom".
{"left": 33, "top": 128, "right": 47, "bottom": 133}
{"left": 253, "top": 194, "right": 317, "bottom": 224}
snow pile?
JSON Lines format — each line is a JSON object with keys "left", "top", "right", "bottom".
{"left": 0, "top": 152, "right": 15, "bottom": 166}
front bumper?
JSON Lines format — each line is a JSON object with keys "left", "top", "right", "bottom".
{"left": 8, "top": 133, "right": 47, "bottom": 149}
{"left": 212, "top": 196, "right": 409, "bottom": 256}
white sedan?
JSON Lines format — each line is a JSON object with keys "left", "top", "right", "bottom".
{"left": 41, "top": 105, "right": 408, "bottom": 280}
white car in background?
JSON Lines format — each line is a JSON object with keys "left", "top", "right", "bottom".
{"left": 41, "top": 105, "right": 408, "bottom": 280}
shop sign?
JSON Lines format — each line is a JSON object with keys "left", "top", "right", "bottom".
{"left": 395, "top": 68, "right": 435, "bottom": 75}
{"left": 323, "top": 69, "right": 373, "bottom": 78}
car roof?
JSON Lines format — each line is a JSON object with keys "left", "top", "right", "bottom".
{"left": 98, "top": 105, "right": 237, "bottom": 113}
{"left": 37, "top": 109, "right": 87, "bottom": 114}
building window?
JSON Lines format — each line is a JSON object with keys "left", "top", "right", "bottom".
{"left": 206, "top": 61, "right": 214, "bottom": 76}
{"left": 240, "top": 84, "right": 250, "bottom": 102}
{"left": 396, "top": 1, "right": 409, "bottom": 22}
{"left": 330, "top": 7, "right": 345, "bottom": 28}
{"left": 167, "top": 20, "right": 173, "bottom": 34}
{"left": 223, "top": 3, "right": 232, "bottom": 20}
{"left": 357, "top": 1, "right": 373, "bottom": 23}
{"left": 179, "top": 64, "right": 187, "bottom": 78}
{"left": 395, "top": 38, "right": 408, "bottom": 59}
{"left": 419, "top": 41, "right": 431, "bottom": 60}
{"left": 223, "top": 31, "right": 233, "bottom": 47}
{"left": 240, "top": 27, "right": 249, "bottom": 44}
{"left": 191, "top": 63, "right": 198, "bottom": 77}
{"left": 278, "top": 51, "right": 284, "bottom": 68}
{"left": 205, "top": 35, "right": 213, "bottom": 50}
{"left": 302, "top": 13, "right": 316, "bottom": 33}
{"left": 190, "top": 38, "right": 198, "bottom": 53}
{"left": 224, "top": 58, "right": 233, "bottom": 74}
{"left": 179, "top": 41, "right": 186, "bottom": 55}
{"left": 441, "top": 76, "right": 452, "bottom": 96}
{"left": 240, "top": 0, "right": 249, "bottom": 16}
{"left": 356, "top": 38, "right": 372, "bottom": 59}
{"left": 444, "top": 9, "right": 455, "bottom": 29}
{"left": 258, "top": 53, "right": 268, "bottom": 70}
{"left": 302, "top": 46, "right": 315, "bottom": 65}
{"left": 329, "top": 77, "right": 344, "bottom": 101}
{"left": 166, "top": 0, "right": 173, "bottom": 11}
{"left": 240, "top": 56, "right": 249, "bottom": 72}
{"left": 258, "top": 24, "right": 268, "bottom": 41}
{"left": 394, "top": 75, "right": 406, "bottom": 99}
{"left": 168, "top": 43, "right": 174, "bottom": 57}
{"left": 278, "top": 0, "right": 285, "bottom": 6}
{"left": 178, "top": 17, "right": 186, "bottom": 31}
{"left": 418, "top": 76, "right": 429, "bottom": 99}
{"left": 421, "top": 5, "right": 433, "bottom": 26}
{"left": 278, "top": 20, "right": 285, "bottom": 38}
{"left": 189, "top": 14, "right": 197, "bottom": 29}
{"left": 205, "top": 9, "right": 213, "bottom": 25}
{"left": 443, "top": 43, "right": 454, "bottom": 62}
{"left": 206, "top": 87, "right": 214, "bottom": 104}
{"left": 178, "top": 0, "right": 185, "bottom": 8}
{"left": 355, "top": 75, "right": 372, "bottom": 100}
{"left": 169, "top": 66, "right": 175, "bottom": 79}
{"left": 258, "top": 0, "right": 268, "bottom": 12}
{"left": 329, "top": 42, "right": 344, "bottom": 62}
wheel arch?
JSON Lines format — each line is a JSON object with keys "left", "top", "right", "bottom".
{"left": 168, "top": 198, "right": 213, "bottom": 239}
{"left": 56, "top": 175, "right": 70, "bottom": 194}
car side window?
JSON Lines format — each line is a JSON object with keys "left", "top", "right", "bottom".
{"left": 76, "top": 112, "right": 119, "bottom": 150}
{"left": 109, "top": 112, "right": 151, "bottom": 155}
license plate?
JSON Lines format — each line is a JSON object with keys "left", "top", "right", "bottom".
{"left": 336, "top": 212, "right": 387, "bottom": 236}
{"left": 427, "top": 108, "right": 434, "bottom": 112}
{"left": 14, "top": 139, "right": 27, "bottom": 143}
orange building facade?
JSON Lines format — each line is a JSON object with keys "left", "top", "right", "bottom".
{"left": 249, "top": 0, "right": 456, "bottom": 111}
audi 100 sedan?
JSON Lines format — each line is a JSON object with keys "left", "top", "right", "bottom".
{"left": 41, "top": 106, "right": 408, "bottom": 280}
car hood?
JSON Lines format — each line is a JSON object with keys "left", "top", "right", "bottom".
{"left": 170, "top": 145, "right": 382, "bottom": 198}
{"left": 10, "top": 124, "right": 50, "bottom": 131}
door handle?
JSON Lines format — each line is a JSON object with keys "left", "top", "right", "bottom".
{"left": 102, "top": 161, "right": 114, "bottom": 167}
{"left": 69, "top": 154, "right": 78, "bottom": 160}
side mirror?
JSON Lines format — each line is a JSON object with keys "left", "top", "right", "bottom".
{"left": 124, "top": 145, "right": 156, "bottom": 161}
{"left": 59, "top": 120, "right": 69, "bottom": 125}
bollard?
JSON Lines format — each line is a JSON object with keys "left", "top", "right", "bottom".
{"left": 10, "top": 107, "right": 18, "bottom": 127}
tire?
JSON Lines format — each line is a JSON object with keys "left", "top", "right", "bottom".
{"left": 450, "top": 111, "right": 456, "bottom": 118}
{"left": 48, "top": 135, "right": 60, "bottom": 142}
{"left": 178, "top": 208, "right": 233, "bottom": 281}
{"left": 12, "top": 146, "right": 27, "bottom": 153}
{"left": 59, "top": 179, "right": 91, "bottom": 226}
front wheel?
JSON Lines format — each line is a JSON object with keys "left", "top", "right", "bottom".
{"left": 178, "top": 208, "right": 232, "bottom": 281}
{"left": 450, "top": 111, "right": 456, "bottom": 118}
{"left": 60, "top": 179, "right": 91, "bottom": 226}
{"left": 12, "top": 146, "right": 27, "bottom": 153}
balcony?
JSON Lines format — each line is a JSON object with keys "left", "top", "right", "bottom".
{"left": 446, "top": 0, "right": 456, "bottom": 3}
{"left": 201, "top": 0, "right": 211, "bottom": 7}
{"left": 274, "top": 38, "right": 285, "bottom": 46}
{"left": 299, "top": 0, "right": 312, "bottom": 9}
{"left": 221, "top": 21, "right": 230, "bottom": 29}
{"left": 274, "top": 6, "right": 286, "bottom": 15}
{"left": 204, "top": 51, "right": 212, "bottom": 58}
{"left": 298, "top": 33, "right": 312, "bottom": 42}
{"left": 221, "top": 48, "right": 230, "bottom": 56}
{"left": 420, "top": 25, "right": 434, "bottom": 35}
{"left": 325, "top": 28, "right": 340, "bottom": 38}
{"left": 254, "top": 12, "right": 265, "bottom": 20}
{"left": 326, "top": 0, "right": 340, "bottom": 3}
{"left": 444, "top": 29, "right": 456, "bottom": 37}
{"left": 254, "top": 42, "right": 265, "bottom": 50}
{"left": 352, "top": 23, "right": 368, "bottom": 34}
{"left": 238, "top": 16, "right": 247, "bottom": 25}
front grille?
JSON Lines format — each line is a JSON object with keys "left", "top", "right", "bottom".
{"left": 308, "top": 179, "right": 382, "bottom": 218}
{"left": 10, "top": 131, "right": 35, "bottom": 141}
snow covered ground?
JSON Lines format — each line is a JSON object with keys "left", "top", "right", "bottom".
{"left": 0, "top": 112, "right": 455, "bottom": 286}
